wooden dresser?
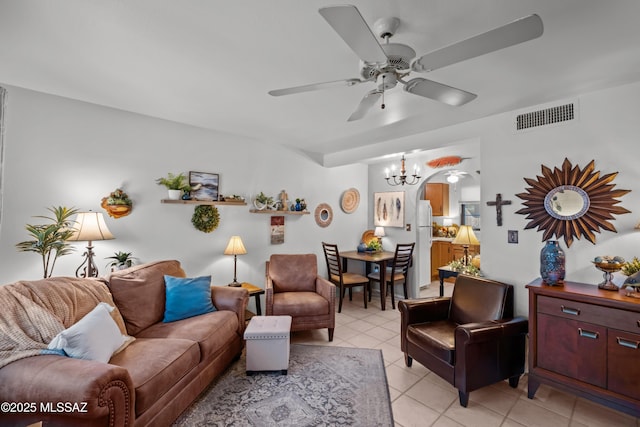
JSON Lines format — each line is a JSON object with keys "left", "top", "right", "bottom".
{"left": 527, "top": 279, "right": 640, "bottom": 417}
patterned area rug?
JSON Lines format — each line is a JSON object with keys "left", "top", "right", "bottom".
{"left": 173, "top": 344, "right": 394, "bottom": 426}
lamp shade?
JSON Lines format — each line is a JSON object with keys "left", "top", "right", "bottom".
{"left": 452, "top": 225, "right": 479, "bottom": 246}
{"left": 374, "top": 226, "right": 386, "bottom": 237}
{"left": 68, "top": 212, "right": 114, "bottom": 242}
{"left": 224, "top": 236, "right": 247, "bottom": 255}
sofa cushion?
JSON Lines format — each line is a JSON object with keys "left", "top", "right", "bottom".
{"left": 106, "top": 260, "right": 186, "bottom": 335}
{"left": 269, "top": 254, "right": 317, "bottom": 292}
{"left": 163, "top": 275, "right": 216, "bottom": 323}
{"left": 137, "top": 310, "right": 238, "bottom": 361}
{"left": 271, "top": 291, "right": 329, "bottom": 316}
{"left": 47, "top": 302, "right": 126, "bottom": 363}
{"left": 108, "top": 337, "right": 199, "bottom": 416}
{"left": 407, "top": 320, "right": 456, "bottom": 365}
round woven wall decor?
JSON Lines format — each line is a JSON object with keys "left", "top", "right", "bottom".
{"left": 341, "top": 188, "right": 360, "bottom": 213}
{"left": 314, "top": 203, "right": 333, "bottom": 228}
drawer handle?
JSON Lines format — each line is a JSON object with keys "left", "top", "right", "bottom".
{"left": 561, "top": 306, "right": 580, "bottom": 316}
{"left": 617, "top": 337, "right": 640, "bottom": 349}
{"left": 578, "top": 328, "right": 599, "bottom": 339}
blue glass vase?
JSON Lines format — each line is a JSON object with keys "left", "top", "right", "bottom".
{"left": 540, "top": 240, "right": 565, "bottom": 285}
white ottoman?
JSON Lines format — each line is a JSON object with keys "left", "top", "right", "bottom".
{"left": 243, "top": 315, "right": 292, "bottom": 375}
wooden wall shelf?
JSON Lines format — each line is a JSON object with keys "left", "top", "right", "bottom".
{"left": 249, "top": 209, "right": 309, "bottom": 215}
{"left": 161, "top": 199, "right": 247, "bottom": 206}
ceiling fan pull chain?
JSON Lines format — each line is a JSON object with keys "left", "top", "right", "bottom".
{"left": 381, "top": 75, "right": 386, "bottom": 110}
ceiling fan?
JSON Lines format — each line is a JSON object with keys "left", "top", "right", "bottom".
{"left": 269, "top": 5, "right": 543, "bottom": 121}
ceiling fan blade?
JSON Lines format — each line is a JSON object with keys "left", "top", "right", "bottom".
{"left": 412, "top": 14, "right": 543, "bottom": 72}
{"left": 403, "top": 78, "right": 477, "bottom": 106}
{"left": 319, "top": 5, "right": 388, "bottom": 64}
{"left": 348, "top": 90, "right": 382, "bottom": 122}
{"left": 269, "top": 78, "right": 363, "bottom": 96}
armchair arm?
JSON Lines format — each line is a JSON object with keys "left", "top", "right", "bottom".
{"left": 315, "top": 276, "right": 336, "bottom": 304}
{"left": 398, "top": 297, "right": 451, "bottom": 326}
{"left": 454, "top": 317, "right": 528, "bottom": 393}
{"left": 265, "top": 271, "right": 274, "bottom": 316}
{"left": 211, "top": 285, "right": 248, "bottom": 336}
{"left": 0, "top": 355, "right": 134, "bottom": 427}
{"left": 455, "top": 317, "right": 528, "bottom": 344}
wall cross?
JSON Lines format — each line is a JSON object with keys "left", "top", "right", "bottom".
{"left": 487, "top": 193, "right": 512, "bottom": 226}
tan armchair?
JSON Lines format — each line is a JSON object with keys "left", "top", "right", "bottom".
{"left": 399, "top": 275, "right": 528, "bottom": 407}
{"left": 265, "top": 254, "right": 336, "bottom": 341}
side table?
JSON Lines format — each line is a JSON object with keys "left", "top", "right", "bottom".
{"left": 437, "top": 266, "right": 459, "bottom": 297}
{"left": 234, "top": 282, "right": 265, "bottom": 316}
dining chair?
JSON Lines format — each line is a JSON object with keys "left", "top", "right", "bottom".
{"left": 322, "top": 242, "right": 370, "bottom": 313}
{"left": 367, "top": 242, "right": 415, "bottom": 310}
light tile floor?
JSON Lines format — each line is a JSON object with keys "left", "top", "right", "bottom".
{"left": 289, "top": 281, "right": 640, "bottom": 427}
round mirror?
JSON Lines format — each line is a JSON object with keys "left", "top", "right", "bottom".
{"left": 544, "top": 185, "right": 590, "bottom": 220}
{"left": 314, "top": 203, "right": 333, "bottom": 228}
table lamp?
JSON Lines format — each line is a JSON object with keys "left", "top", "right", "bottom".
{"left": 224, "top": 236, "right": 247, "bottom": 286}
{"left": 374, "top": 226, "right": 385, "bottom": 242}
{"left": 452, "top": 225, "right": 479, "bottom": 265}
{"left": 68, "top": 211, "right": 114, "bottom": 278}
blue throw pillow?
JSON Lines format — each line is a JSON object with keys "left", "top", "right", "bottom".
{"left": 163, "top": 275, "right": 216, "bottom": 323}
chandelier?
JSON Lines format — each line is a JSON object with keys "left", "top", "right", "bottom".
{"left": 385, "top": 155, "right": 421, "bottom": 186}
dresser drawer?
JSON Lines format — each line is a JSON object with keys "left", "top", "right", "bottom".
{"left": 537, "top": 295, "right": 640, "bottom": 333}
{"left": 537, "top": 295, "right": 609, "bottom": 324}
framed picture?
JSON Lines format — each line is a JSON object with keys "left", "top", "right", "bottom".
{"left": 373, "top": 191, "right": 405, "bottom": 228}
{"left": 189, "top": 171, "right": 219, "bottom": 201}
{"left": 270, "top": 216, "right": 285, "bottom": 244}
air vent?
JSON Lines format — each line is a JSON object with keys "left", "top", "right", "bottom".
{"left": 516, "top": 103, "right": 575, "bottom": 130}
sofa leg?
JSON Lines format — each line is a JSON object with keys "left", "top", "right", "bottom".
{"left": 404, "top": 353, "right": 412, "bottom": 367}
{"left": 458, "top": 390, "right": 469, "bottom": 407}
{"left": 328, "top": 328, "right": 334, "bottom": 342}
{"left": 509, "top": 375, "right": 520, "bottom": 388}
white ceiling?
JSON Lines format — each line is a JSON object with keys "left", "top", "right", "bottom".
{"left": 1, "top": 0, "right": 640, "bottom": 166}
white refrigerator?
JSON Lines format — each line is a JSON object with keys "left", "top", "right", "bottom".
{"left": 416, "top": 200, "right": 433, "bottom": 289}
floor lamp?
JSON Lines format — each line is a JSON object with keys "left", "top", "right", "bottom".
{"left": 452, "top": 225, "right": 479, "bottom": 266}
{"left": 224, "top": 236, "right": 247, "bottom": 286}
{"left": 68, "top": 211, "right": 114, "bottom": 278}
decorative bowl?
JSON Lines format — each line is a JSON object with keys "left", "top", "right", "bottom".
{"left": 592, "top": 256, "right": 625, "bottom": 290}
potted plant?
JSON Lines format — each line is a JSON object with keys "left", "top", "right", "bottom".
{"left": 105, "top": 251, "right": 136, "bottom": 271}
{"left": 156, "top": 172, "right": 190, "bottom": 200}
{"left": 253, "top": 192, "right": 274, "bottom": 210}
{"left": 101, "top": 188, "right": 133, "bottom": 218}
{"left": 15, "top": 206, "right": 79, "bottom": 278}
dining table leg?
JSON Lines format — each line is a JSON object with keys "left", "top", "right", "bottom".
{"left": 379, "top": 260, "right": 386, "bottom": 310}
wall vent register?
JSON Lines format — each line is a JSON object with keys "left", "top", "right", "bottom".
{"left": 516, "top": 103, "right": 574, "bottom": 130}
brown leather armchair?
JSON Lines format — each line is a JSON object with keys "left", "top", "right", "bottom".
{"left": 399, "top": 275, "right": 528, "bottom": 407}
{"left": 266, "top": 254, "right": 336, "bottom": 341}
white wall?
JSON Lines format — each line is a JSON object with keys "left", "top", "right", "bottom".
{"left": 0, "top": 86, "right": 368, "bottom": 314}
{"left": 369, "top": 82, "right": 640, "bottom": 315}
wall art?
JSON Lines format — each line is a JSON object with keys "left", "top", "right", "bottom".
{"left": 374, "top": 191, "right": 405, "bottom": 228}
{"left": 189, "top": 171, "right": 219, "bottom": 201}
{"left": 516, "top": 158, "right": 630, "bottom": 247}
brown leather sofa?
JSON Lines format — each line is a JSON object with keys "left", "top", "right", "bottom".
{"left": 265, "top": 254, "right": 336, "bottom": 341}
{"left": 0, "top": 260, "right": 248, "bottom": 427}
{"left": 398, "top": 275, "right": 528, "bottom": 407}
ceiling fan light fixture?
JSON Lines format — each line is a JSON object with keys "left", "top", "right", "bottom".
{"left": 446, "top": 174, "right": 459, "bottom": 183}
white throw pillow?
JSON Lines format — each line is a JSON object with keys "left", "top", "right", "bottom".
{"left": 48, "top": 302, "right": 126, "bottom": 363}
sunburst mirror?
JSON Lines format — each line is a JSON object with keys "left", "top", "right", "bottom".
{"left": 516, "top": 158, "right": 631, "bottom": 247}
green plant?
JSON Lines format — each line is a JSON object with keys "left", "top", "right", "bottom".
{"left": 449, "top": 259, "right": 482, "bottom": 276}
{"left": 106, "top": 188, "right": 132, "bottom": 206}
{"left": 367, "top": 239, "right": 382, "bottom": 251}
{"left": 255, "top": 192, "right": 274, "bottom": 205}
{"left": 622, "top": 257, "right": 640, "bottom": 276}
{"left": 156, "top": 172, "right": 189, "bottom": 191}
{"left": 16, "top": 206, "right": 79, "bottom": 278}
{"left": 105, "top": 251, "right": 135, "bottom": 270}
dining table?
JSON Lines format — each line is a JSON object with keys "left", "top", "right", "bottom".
{"left": 339, "top": 250, "right": 396, "bottom": 310}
